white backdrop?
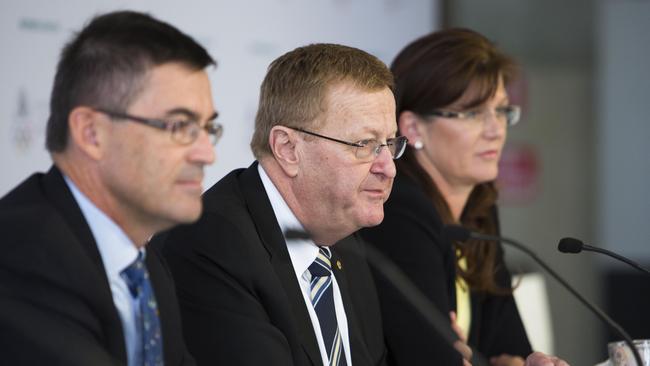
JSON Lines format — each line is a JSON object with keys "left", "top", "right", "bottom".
{"left": 0, "top": 0, "right": 437, "bottom": 195}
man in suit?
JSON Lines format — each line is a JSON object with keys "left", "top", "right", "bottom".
{"left": 155, "top": 44, "right": 406, "bottom": 366}
{"left": 0, "top": 11, "right": 221, "bottom": 365}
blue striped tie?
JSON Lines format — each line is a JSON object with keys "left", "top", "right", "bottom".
{"left": 308, "top": 247, "right": 348, "bottom": 366}
{"left": 122, "top": 253, "right": 164, "bottom": 366}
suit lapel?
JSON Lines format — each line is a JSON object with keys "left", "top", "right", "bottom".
{"left": 239, "top": 162, "right": 323, "bottom": 366}
{"left": 146, "top": 246, "right": 185, "bottom": 365}
{"left": 43, "top": 166, "right": 103, "bottom": 268}
{"left": 332, "top": 237, "right": 372, "bottom": 366}
{"left": 42, "top": 165, "right": 127, "bottom": 362}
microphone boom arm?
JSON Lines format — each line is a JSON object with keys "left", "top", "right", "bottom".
{"left": 468, "top": 231, "right": 644, "bottom": 366}
{"left": 581, "top": 244, "right": 650, "bottom": 276}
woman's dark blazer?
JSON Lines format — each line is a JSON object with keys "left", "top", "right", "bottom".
{"left": 361, "top": 172, "right": 532, "bottom": 365}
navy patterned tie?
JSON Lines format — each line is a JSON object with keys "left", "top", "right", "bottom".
{"left": 308, "top": 247, "right": 348, "bottom": 366}
{"left": 122, "top": 252, "right": 164, "bottom": 366}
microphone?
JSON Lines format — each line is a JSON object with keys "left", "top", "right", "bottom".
{"left": 558, "top": 237, "right": 650, "bottom": 276}
{"left": 284, "top": 229, "right": 488, "bottom": 366}
{"left": 444, "top": 225, "right": 643, "bottom": 366}
{"left": 557, "top": 237, "right": 582, "bottom": 253}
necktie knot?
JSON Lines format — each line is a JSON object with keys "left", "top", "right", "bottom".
{"left": 122, "top": 252, "right": 147, "bottom": 298}
{"left": 308, "top": 247, "right": 332, "bottom": 278}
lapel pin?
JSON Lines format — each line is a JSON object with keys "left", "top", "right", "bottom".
{"left": 336, "top": 260, "right": 342, "bottom": 270}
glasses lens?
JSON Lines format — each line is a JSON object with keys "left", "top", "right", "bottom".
{"left": 507, "top": 105, "right": 521, "bottom": 126}
{"left": 390, "top": 136, "right": 407, "bottom": 160}
{"left": 497, "top": 105, "right": 521, "bottom": 126}
{"left": 209, "top": 123, "right": 224, "bottom": 145}
{"left": 171, "top": 121, "right": 198, "bottom": 145}
{"left": 354, "top": 142, "right": 375, "bottom": 160}
{"left": 355, "top": 137, "right": 408, "bottom": 161}
{"left": 171, "top": 121, "right": 224, "bottom": 146}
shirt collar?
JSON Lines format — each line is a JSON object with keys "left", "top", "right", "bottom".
{"left": 257, "top": 164, "right": 319, "bottom": 279}
{"left": 64, "top": 176, "right": 140, "bottom": 276}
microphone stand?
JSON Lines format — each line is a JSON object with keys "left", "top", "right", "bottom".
{"left": 464, "top": 230, "right": 644, "bottom": 366}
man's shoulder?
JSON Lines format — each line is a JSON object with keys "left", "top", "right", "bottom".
{"left": 0, "top": 200, "right": 86, "bottom": 285}
{"left": 0, "top": 184, "right": 107, "bottom": 319}
{"left": 0, "top": 189, "right": 68, "bottom": 246}
{"left": 0, "top": 201, "right": 121, "bottom": 365}
{"left": 192, "top": 163, "right": 273, "bottom": 235}
{"left": 154, "top": 163, "right": 281, "bottom": 287}
{"left": 155, "top": 165, "right": 268, "bottom": 257}
{"left": 201, "top": 167, "right": 250, "bottom": 213}
{"left": 0, "top": 168, "right": 97, "bottom": 281}
{"left": 0, "top": 171, "right": 48, "bottom": 208}
{"left": 0, "top": 168, "right": 85, "bottom": 248}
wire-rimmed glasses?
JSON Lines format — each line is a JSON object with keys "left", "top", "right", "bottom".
{"left": 95, "top": 108, "right": 223, "bottom": 145}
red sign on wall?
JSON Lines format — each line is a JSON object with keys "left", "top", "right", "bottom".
{"left": 497, "top": 143, "right": 540, "bottom": 205}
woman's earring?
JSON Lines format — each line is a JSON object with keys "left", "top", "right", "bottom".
{"left": 413, "top": 140, "right": 423, "bottom": 150}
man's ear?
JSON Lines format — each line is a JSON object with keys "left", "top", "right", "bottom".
{"left": 268, "top": 125, "right": 300, "bottom": 177}
{"left": 67, "top": 106, "right": 108, "bottom": 160}
{"left": 397, "top": 110, "right": 425, "bottom": 148}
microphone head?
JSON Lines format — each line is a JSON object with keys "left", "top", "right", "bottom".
{"left": 558, "top": 237, "right": 584, "bottom": 253}
{"left": 442, "top": 225, "right": 471, "bottom": 242}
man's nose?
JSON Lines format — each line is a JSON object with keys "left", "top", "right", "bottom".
{"left": 370, "top": 146, "right": 396, "bottom": 178}
{"left": 190, "top": 130, "right": 216, "bottom": 166}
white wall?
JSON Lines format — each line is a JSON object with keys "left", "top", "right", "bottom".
{"left": 0, "top": 0, "right": 438, "bottom": 195}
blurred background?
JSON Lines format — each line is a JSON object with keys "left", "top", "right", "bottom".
{"left": 1, "top": 0, "right": 648, "bottom": 364}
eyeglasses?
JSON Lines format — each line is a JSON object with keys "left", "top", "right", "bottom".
{"left": 290, "top": 127, "right": 408, "bottom": 161}
{"left": 430, "top": 105, "right": 521, "bottom": 127}
{"left": 95, "top": 108, "right": 223, "bottom": 145}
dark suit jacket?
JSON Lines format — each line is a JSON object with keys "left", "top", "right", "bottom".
{"left": 0, "top": 166, "right": 194, "bottom": 366}
{"left": 153, "top": 162, "right": 388, "bottom": 366}
{"left": 361, "top": 172, "right": 532, "bottom": 365}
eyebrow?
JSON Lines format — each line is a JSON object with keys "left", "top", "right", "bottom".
{"left": 353, "top": 126, "right": 397, "bottom": 138}
{"left": 206, "top": 111, "right": 219, "bottom": 121}
{"left": 458, "top": 95, "right": 510, "bottom": 110}
{"left": 164, "top": 108, "right": 219, "bottom": 122}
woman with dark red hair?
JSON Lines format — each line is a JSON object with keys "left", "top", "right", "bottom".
{"left": 362, "top": 28, "right": 532, "bottom": 366}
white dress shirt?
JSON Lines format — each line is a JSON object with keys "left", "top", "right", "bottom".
{"left": 258, "top": 164, "right": 353, "bottom": 366}
{"left": 65, "top": 176, "right": 142, "bottom": 366}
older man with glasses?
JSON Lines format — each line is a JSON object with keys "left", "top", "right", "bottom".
{"left": 0, "top": 11, "right": 220, "bottom": 365}
{"left": 154, "top": 43, "right": 402, "bottom": 366}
